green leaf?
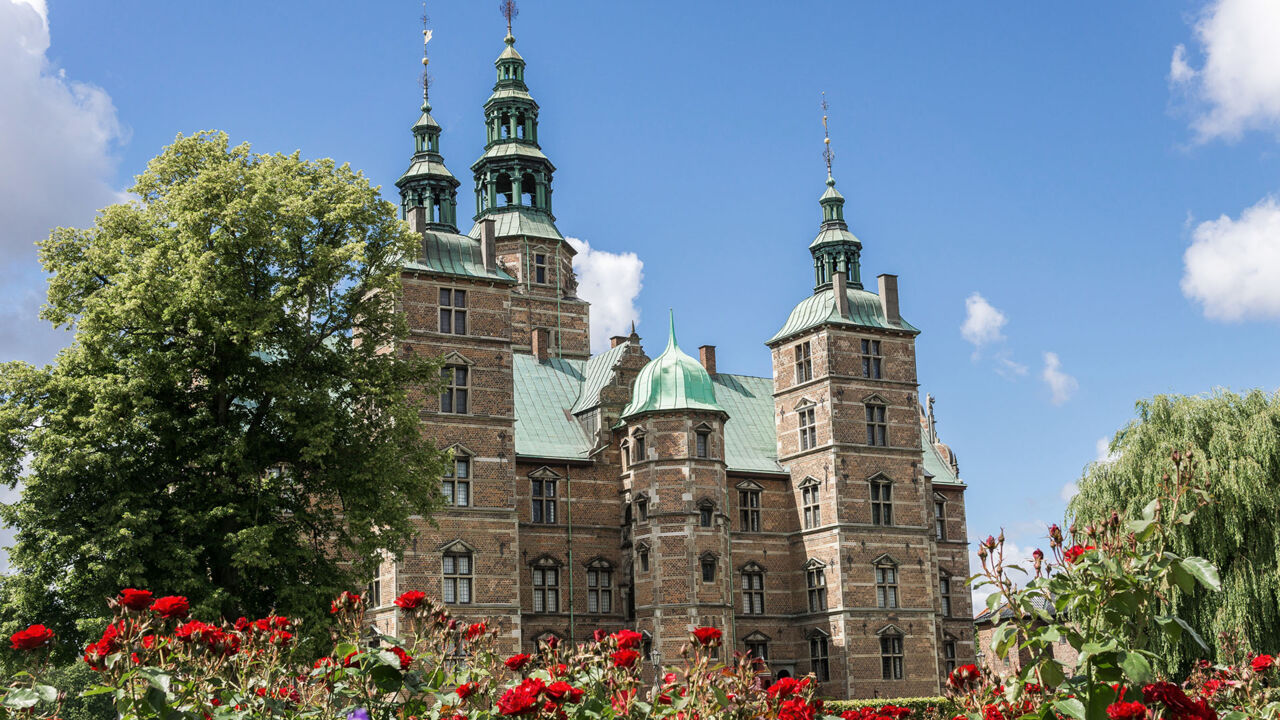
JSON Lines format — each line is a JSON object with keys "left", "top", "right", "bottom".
{"left": 1141, "top": 498, "right": 1158, "bottom": 521}
{"left": 79, "top": 685, "right": 117, "bottom": 698}
{"left": 3, "top": 688, "right": 41, "bottom": 710}
{"left": 370, "top": 665, "right": 403, "bottom": 693}
{"left": 1127, "top": 517, "right": 1154, "bottom": 539}
{"left": 1120, "top": 652, "right": 1153, "bottom": 684}
{"left": 1170, "top": 561, "right": 1196, "bottom": 593}
{"left": 1039, "top": 659, "right": 1065, "bottom": 688}
{"left": 1173, "top": 616, "right": 1210, "bottom": 651}
{"left": 1180, "top": 556, "right": 1222, "bottom": 592}
{"left": 1052, "top": 699, "right": 1085, "bottom": 720}
{"left": 1219, "top": 712, "right": 1249, "bottom": 720}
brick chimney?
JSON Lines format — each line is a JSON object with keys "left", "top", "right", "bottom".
{"left": 479, "top": 218, "right": 497, "bottom": 272}
{"left": 878, "top": 274, "right": 900, "bottom": 326}
{"left": 532, "top": 327, "right": 550, "bottom": 363}
{"left": 610, "top": 335, "right": 628, "bottom": 348}
{"left": 833, "top": 266, "right": 850, "bottom": 319}
{"left": 699, "top": 345, "right": 717, "bottom": 374}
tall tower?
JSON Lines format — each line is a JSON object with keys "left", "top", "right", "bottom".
{"left": 765, "top": 105, "right": 953, "bottom": 697}
{"left": 622, "top": 314, "right": 733, "bottom": 670}
{"left": 468, "top": 9, "right": 591, "bottom": 359}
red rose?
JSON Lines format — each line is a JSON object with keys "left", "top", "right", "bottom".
{"left": 1143, "top": 682, "right": 1215, "bottom": 720}
{"left": 592, "top": 629, "right": 608, "bottom": 643}
{"left": 456, "top": 681, "right": 479, "bottom": 700}
{"left": 611, "top": 648, "right": 640, "bottom": 668}
{"left": 542, "top": 634, "right": 560, "bottom": 650}
{"left": 117, "top": 588, "right": 153, "bottom": 611}
{"left": 768, "top": 676, "right": 804, "bottom": 699}
{"left": 175, "top": 620, "right": 210, "bottom": 641}
{"left": 1063, "top": 545, "right": 1096, "bottom": 564}
{"left": 778, "top": 697, "right": 817, "bottom": 720}
{"left": 394, "top": 591, "right": 426, "bottom": 610}
{"left": 150, "top": 596, "right": 190, "bottom": 619}
{"left": 234, "top": 617, "right": 250, "bottom": 632}
{"left": 341, "top": 650, "right": 358, "bottom": 667}
{"left": 947, "top": 664, "right": 980, "bottom": 689}
{"left": 329, "top": 591, "right": 362, "bottom": 615}
{"left": 691, "top": 626, "right": 722, "bottom": 647}
{"left": 389, "top": 645, "right": 413, "bottom": 670}
{"left": 611, "top": 629, "right": 642, "bottom": 649}
{"left": 464, "top": 622, "right": 487, "bottom": 641}
{"left": 1252, "top": 654, "right": 1275, "bottom": 672}
{"left": 82, "top": 639, "right": 111, "bottom": 670}
{"left": 504, "top": 653, "right": 532, "bottom": 671}
{"left": 1106, "top": 701, "right": 1148, "bottom": 720}
{"left": 313, "top": 656, "right": 335, "bottom": 669}
{"left": 545, "top": 680, "right": 583, "bottom": 704}
{"left": 496, "top": 677, "right": 545, "bottom": 716}
{"left": 10, "top": 624, "right": 54, "bottom": 650}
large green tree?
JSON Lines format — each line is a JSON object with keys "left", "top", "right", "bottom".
{"left": 1069, "top": 389, "right": 1280, "bottom": 675}
{"left": 0, "top": 131, "right": 446, "bottom": 648}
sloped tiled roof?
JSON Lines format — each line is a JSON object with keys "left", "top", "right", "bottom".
{"left": 713, "top": 374, "right": 785, "bottom": 475}
{"left": 923, "top": 433, "right": 963, "bottom": 486}
{"left": 570, "top": 341, "right": 631, "bottom": 414}
{"left": 467, "top": 207, "right": 564, "bottom": 242}
{"left": 405, "top": 231, "right": 516, "bottom": 283}
{"left": 513, "top": 354, "right": 591, "bottom": 461}
{"left": 767, "top": 287, "right": 919, "bottom": 345}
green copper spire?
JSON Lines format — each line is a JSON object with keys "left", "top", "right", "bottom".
{"left": 809, "top": 96, "right": 862, "bottom": 292}
{"left": 396, "top": 15, "right": 461, "bottom": 232}
{"left": 622, "top": 312, "right": 724, "bottom": 419}
{"left": 469, "top": 4, "right": 559, "bottom": 233}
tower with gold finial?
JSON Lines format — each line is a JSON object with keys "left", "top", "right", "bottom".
{"left": 809, "top": 94, "right": 863, "bottom": 292}
{"left": 395, "top": 5, "right": 461, "bottom": 233}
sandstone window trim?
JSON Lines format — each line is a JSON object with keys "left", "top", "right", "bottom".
{"left": 865, "top": 402, "right": 888, "bottom": 446}
{"left": 741, "top": 562, "right": 765, "bottom": 615}
{"left": 621, "top": 439, "right": 631, "bottom": 468}
{"left": 636, "top": 542, "right": 650, "bottom": 573}
{"left": 807, "top": 629, "right": 831, "bottom": 683}
{"left": 799, "top": 477, "right": 821, "bottom": 529}
{"left": 934, "top": 492, "right": 947, "bottom": 540}
{"left": 796, "top": 402, "right": 818, "bottom": 451}
{"left": 533, "top": 252, "right": 548, "bottom": 285}
{"left": 877, "top": 625, "right": 905, "bottom": 680}
{"left": 697, "top": 498, "right": 715, "bottom": 528}
{"left": 869, "top": 475, "right": 893, "bottom": 526}
{"left": 442, "top": 448, "right": 472, "bottom": 507}
{"left": 874, "top": 555, "right": 900, "bottom": 609}
{"left": 636, "top": 495, "right": 649, "bottom": 522}
{"left": 440, "top": 365, "right": 470, "bottom": 415}
{"left": 531, "top": 556, "right": 561, "bottom": 613}
{"left": 586, "top": 559, "right": 613, "bottom": 614}
{"left": 694, "top": 423, "right": 713, "bottom": 459}
{"left": 632, "top": 430, "right": 647, "bottom": 463}
{"left": 939, "top": 571, "right": 953, "bottom": 617}
{"left": 699, "top": 552, "right": 719, "bottom": 583}
{"left": 860, "top": 338, "right": 883, "bottom": 379}
{"left": 439, "top": 287, "right": 468, "bottom": 335}
{"left": 744, "top": 631, "right": 770, "bottom": 662}
{"left": 441, "top": 543, "right": 474, "bottom": 605}
{"left": 794, "top": 341, "right": 813, "bottom": 384}
{"left": 736, "top": 480, "right": 762, "bottom": 533}
{"left": 530, "top": 468, "right": 560, "bottom": 525}
{"left": 804, "top": 558, "right": 827, "bottom": 613}
{"left": 943, "top": 634, "right": 958, "bottom": 674}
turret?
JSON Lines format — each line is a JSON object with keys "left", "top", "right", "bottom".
{"left": 395, "top": 24, "right": 461, "bottom": 233}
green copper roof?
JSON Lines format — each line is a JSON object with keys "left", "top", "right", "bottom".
{"left": 713, "top": 374, "right": 785, "bottom": 474}
{"left": 467, "top": 207, "right": 564, "bottom": 241}
{"left": 921, "top": 429, "right": 963, "bottom": 486}
{"left": 513, "top": 353, "right": 591, "bottom": 460}
{"left": 810, "top": 226, "right": 861, "bottom": 249}
{"left": 475, "top": 142, "right": 552, "bottom": 164}
{"left": 767, "top": 287, "right": 919, "bottom": 345}
{"left": 403, "top": 230, "right": 516, "bottom": 283}
{"left": 622, "top": 313, "right": 724, "bottom": 419}
{"left": 570, "top": 340, "right": 632, "bottom": 414}
{"left": 820, "top": 183, "right": 843, "bottom": 202}
{"left": 412, "top": 109, "right": 441, "bottom": 132}
{"left": 486, "top": 87, "right": 536, "bottom": 105}
{"left": 397, "top": 155, "right": 456, "bottom": 185}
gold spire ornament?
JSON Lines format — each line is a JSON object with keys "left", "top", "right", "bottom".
{"left": 821, "top": 92, "right": 834, "bottom": 181}
{"left": 420, "top": 2, "right": 432, "bottom": 108}
{"left": 500, "top": 0, "right": 518, "bottom": 38}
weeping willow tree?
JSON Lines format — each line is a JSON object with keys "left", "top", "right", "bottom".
{"left": 1069, "top": 389, "right": 1280, "bottom": 677}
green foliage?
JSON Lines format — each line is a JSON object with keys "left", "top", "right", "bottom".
{"left": 0, "top": 131, "right": 448, "bottom": 653}
{"left": 1070, "top": 390, "right": 1280, "bottom": 675}
{"left": 41, "top": 661, "right": 114, "bottom": 720}
{"left": 823, "top": 697, "right": 954, "bottom": 715}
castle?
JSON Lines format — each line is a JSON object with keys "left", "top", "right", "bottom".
{"left": 367, "top": 16, "right": 975, "bottom": 699}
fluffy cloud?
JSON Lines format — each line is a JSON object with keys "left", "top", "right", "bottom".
{"left": 1095, "top": 436, "right": 1119, "bottom": 464}
{"left": 566, "top": 237, "right": 643, "bottom": 353}
{"left": 969, "top": 536, "right": 1040, "bottom": 611}
{"left": 0, "top": 0, "right": 126, "bottom": 364}
{"left": 1059, "top": 481, "right": 1079, "bottom": 503}
{"left": 1169, "top": 0, "right": 1280, "bottom": 140}
{"left": 1041, "top": 352, "right": 1077, "bottom": 405}
{"left": 1181, "top": 195, "right": 1280, "bottom": 321}
{"left": 960, "top": 292, "right": 1008, "bottom": 350}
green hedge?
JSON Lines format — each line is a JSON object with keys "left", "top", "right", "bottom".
{"left": 822, "top": 696, "right": 956, "bottom": 716}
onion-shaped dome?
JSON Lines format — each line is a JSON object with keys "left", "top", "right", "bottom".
{"left": 622, "top": 312, "right": 724, "bottom": 419}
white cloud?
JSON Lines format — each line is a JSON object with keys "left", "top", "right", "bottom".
{"left": 565, "top": 237, "right": 643, "bottom": 353}
{"left": 995, "top": 354, "right": 1028, "bottom": 378}
{"left": 1181, "top": 195, "right": 1280, "bottom": 321}
{"left": 0, "top": 0, "right": 126, "bottom": 364}
{"left": 1169, "top": 0, "right": 1280, "bottom": 141}
{"left": 968, "top": 536, "right": 1040, "bottom": 612}
{"left": 1060, "top": 481, "right": 1079, "bottom": 503}
{"left": 1095, "top": 436, "right": 1119, "bottom": 464}
{"left": 960, "top": 292, "right": 1008, "bottom": 350}
{"left": 1041, "top": 352, "right": 1077, "bottom": 405}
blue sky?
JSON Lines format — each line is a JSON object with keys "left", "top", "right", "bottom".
{"left": 3, "top": 1, "right": 1280, "bottom": 587}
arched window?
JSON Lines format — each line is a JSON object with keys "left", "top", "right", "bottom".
{"left": 587, "top": 560, "right": 613, "bottom": 614}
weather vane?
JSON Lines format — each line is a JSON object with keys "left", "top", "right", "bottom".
{"left": 420, "top": 1, "right": 433, "bottom": 105}
{"left": 821, "top": 92, "right": 834, "bottom": 180}
{"left": 500, "top": 0, "right": 518, "bottom": 37}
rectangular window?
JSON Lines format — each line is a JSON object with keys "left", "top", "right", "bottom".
{"left": 860, "top": 339, "right": 882, "bottom": 379}
{"left": 876, "top": 565, "right": 899, "bottom": 609}
{"left": 367, "top": 578, "right": 381, "bottom": 607}
{"left": 746, "top": 639, "right": 769, "bottom": 661}
{"left": 638, "top": 548, "right": 649, "bottom": 573}
{"left": 865, "top": 404, "right": 887, "bottom": 446}
{"left": 806, "top": 567, "right": 827, "bottom": 612}
{"left": 794, "top": 342, "right": 813, "bottom": 384}
{"left": 871, "top": 481, "right": 893, "bottom": 526}
{"left": 439, "top": 288, "right": 468, "bottom": 335}
{"left": 944, "top": 639, "right": 957, "bottom": 674}
{"left": 935, "top": 499, "right": 946, "bottom": 540}
{"left": 531, "top": 478, "right": 557, "bottom": 524}
{"left": 622, "top": 443, "right": 631, "bottom": 468}
{"left": 442, "top": 455, "right": 471, "bottom": 507}
{"left": 699, "top": 505, "right": 713, "bottom": 527}
{"left": 443, "top": 553, "right": 472, "bottom": 605}
{"left": 738, "top": 489, "right": 761, "bottom": 532}
{"left": 881, "top": 635, "right": 904, "bottom": 680}
{"left": 741, "top": 571, "right": 765, "bottom": 615}
{"left": 802, "top": 485, "right": 821, "bottom": 529}
{"left": 637, "top": 497, "right": 648, "bottom": 522}
{"left": 695, "top": 431, "right": 709, "bottom": 458}
{"left": 700, "top": 556, "right": 717, "bottom": 583}
{"left": 940, "top": 575, "right": 952, "bottom": 617}
{"left": 810, "top": 637, "right": 830, "bottom": 682}
{"left": 587, "top": 566, "right": 612, "bottom": 614}
{"left": 798, "top": 407, "right": 817, "bottom": 450}
{"left": 532, "top": 567, "right": 559, "bottom": 613}
{"left": 634, "top": 435, "right": 646, "bottom": 462}
{"left": 440, "top": 366, "right": 469, "bottom": 414}
{"left": 534, "top": 253, "right": 547, "bottom": 284}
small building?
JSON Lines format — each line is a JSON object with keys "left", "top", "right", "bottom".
{"left": 973, "top": 597, "right": 1079, "bottom": 678}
